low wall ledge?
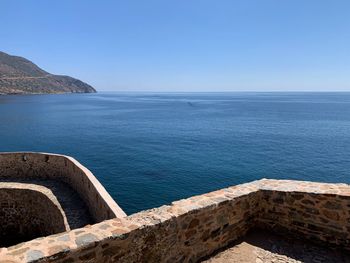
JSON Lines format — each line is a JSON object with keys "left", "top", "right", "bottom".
{"left": 0, "top": 166, "right": 349, "bottom": 263}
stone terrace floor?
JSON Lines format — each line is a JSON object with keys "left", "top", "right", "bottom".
{"left": 1, "top": 178, "right": 94, "bottom": 229}
{"left": 202, "top": 229, "right": 350, "bottom": 263}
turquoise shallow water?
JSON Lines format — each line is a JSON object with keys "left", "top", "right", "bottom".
{"left": 1, "top": 92, "right": 350, "bottom": 215}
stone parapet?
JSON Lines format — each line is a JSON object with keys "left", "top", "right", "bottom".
{"left": 0, "top": 152, "right": 126, "bottom": 221}
{"left": 0, "top": 182, "right": 69, "bottom": 247}
{"left": 0, "top": 179, "right": 349, "bottom": 262}
{"left": 258, "top": 179, "right": 350, "bottom": 247}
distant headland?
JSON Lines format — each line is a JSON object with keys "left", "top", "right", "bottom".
{"left": 0, "top": 51, "right": 96, "bottom": 95}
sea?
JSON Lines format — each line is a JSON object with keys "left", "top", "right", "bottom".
{"left": 1, "top": 92, "right": 350, "bottom": 215}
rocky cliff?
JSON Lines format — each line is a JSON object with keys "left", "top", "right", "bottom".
{"left": 0, "top": 51, "right": 96, "bottom": 95}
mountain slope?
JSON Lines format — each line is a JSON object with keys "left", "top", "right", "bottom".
{"left": 0, "top": 51, "right": 96, "bottom": 94}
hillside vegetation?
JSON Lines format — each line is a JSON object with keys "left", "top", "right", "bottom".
{"left": 0, "top": 51, "right": 96, "bottom": 95}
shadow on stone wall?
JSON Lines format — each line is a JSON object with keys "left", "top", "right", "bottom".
{"left": 0, "top": 186, "right": 69, "bottom": 247}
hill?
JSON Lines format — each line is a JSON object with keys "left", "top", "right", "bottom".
{"left": 0, "top": 51, "right": 96, "bottom": 95}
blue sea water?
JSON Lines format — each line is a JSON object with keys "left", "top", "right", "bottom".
{"left": 1, "top": 92, "right": 350, "bottom": 215}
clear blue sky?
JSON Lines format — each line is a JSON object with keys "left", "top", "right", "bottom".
{"left": 2, "top": 0, "right": 350, "bottom": 92}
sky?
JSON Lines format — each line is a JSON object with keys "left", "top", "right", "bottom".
{"left": 1, "top": 0, "right": 350, "bottom": 92}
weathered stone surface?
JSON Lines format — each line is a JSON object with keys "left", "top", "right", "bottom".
{"left": 203, "top": 230, "right": 350, "bottom": 263}
{"left": 0, "top": 183, "right": 69, "bottom": 247}
{"left": 0, "top": 152, "right": 126, "bottom": 222}
{"left": 26, "top": 250, "right": 44, "bottom": 261}
{"left": 75, "top": 234, "right": 98, "bottom": 247}
{"left": 0, "top": 175, "right": 349, "bottom": 262}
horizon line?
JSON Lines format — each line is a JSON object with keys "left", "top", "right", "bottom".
{"left": 96, "top": 90, "right": 350, "bottom": 93}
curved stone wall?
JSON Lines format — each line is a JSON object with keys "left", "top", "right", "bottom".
{"left": 0, "top": 152, "right": 126, "bottom": 221}
{"left": 0, "top": 183, "right": 69, "bottom": 247}
{"left": 0, "top": 179, "right": 349, "bottom": 262}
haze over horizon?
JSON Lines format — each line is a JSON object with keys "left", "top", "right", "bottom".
{"left": 2, "top": 0, "right": 350, "bottom": 92}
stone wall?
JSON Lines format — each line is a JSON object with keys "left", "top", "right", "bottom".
{"left": 258, "top": 180, "right": 350, "bottom": 248}
{"left": 0, "top": 183, "right": 69, "bottom": 247}
{"left": 0, "top": 179, "right": 349, "bottom": 262}
{"left": 0, "top": 152, "right": 126, "bottom": 221}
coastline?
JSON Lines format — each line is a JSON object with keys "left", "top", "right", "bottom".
{"left": 0, "top": 90, "right": 97, "bottom": 96}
